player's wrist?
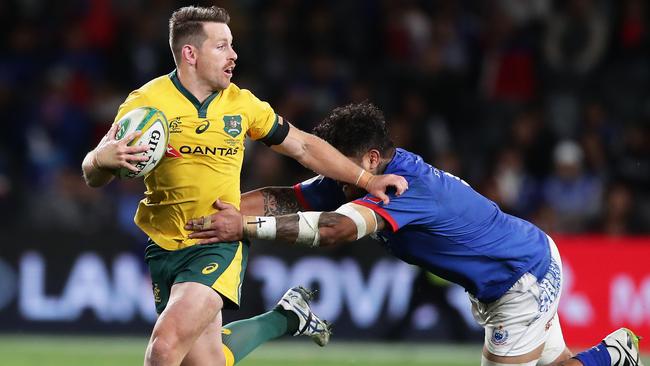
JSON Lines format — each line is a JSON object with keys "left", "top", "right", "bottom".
{"left": 242, "top": 215, "right": 277, "bottom": 241}
{"left": 90, "top": 150, "right": 108, "bottom": 171}
{"left": 242, "top": 215, "right": 252, "bottom": 239}
{"left": 92, "top": 149, "right": 116, "bottom": 174}
{"left": 355, "top": 169, "right": 374, "bottom": 190}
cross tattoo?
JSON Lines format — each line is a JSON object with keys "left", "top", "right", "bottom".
{"left": 247, "top": 218, "right": 266, "bottom": 228}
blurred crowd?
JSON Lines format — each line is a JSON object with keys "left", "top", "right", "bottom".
{"left": 0, "top": 0, "right": 648, "bottom": 236}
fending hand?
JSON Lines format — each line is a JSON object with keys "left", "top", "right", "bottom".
{"left": 365, "top": 174, "right": 408, "bottom": 205}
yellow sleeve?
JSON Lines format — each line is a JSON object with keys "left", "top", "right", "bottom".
{"left": 113, "top": 89, "right": 152, "bottom": 123}
{"left": 242, "top": 90, "right": 278, "bottom": 141}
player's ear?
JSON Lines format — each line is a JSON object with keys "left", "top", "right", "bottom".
{"left": 181, "top": 44, "right": 198, "bottom": 66}
{"left": 367, "top": 149, "right": 381, "bottom": 171}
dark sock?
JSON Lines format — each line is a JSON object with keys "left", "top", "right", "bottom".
{"left": 221, "top": 308, "right": 300, "bottom": 365}
{"left": 573, "top": 343, "right": 612, "bottom": 366}
{"left": 273, "top": 305, "right": 300, "bottom": 334}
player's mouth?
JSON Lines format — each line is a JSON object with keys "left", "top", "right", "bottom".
{"left": 224, "top": 65, "right": 235, "bottom": 77}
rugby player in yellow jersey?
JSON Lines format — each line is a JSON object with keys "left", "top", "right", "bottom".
{"left": 81, "top": 5, "right": 407, "bottom": 366}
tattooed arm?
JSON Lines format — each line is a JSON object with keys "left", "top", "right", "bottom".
{"left": 240, "top": 187, "right": 301, "bottom": 216}
{"left": 187, "top": 201, "right": 386, "bottom": 247}
{"left": 270, "top": 212, "right": 357, "bottom": 247}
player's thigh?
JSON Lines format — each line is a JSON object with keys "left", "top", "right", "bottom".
{"left": 481, "top": 330, "right": 569, "bottom": 366}
{"left": 151, "top": 282, "right": 224, "bottom": 351}
{"left": 181, "top": 312, "right": 227, "bottom": 366}
{"left": 145, "top": 241, "right": 249, "bottom": 314}
{"left": 174, "top": 241, "right": 249, "bottom": 311}
{"left": 482, "top": 342, "right": 544, "bottom": 365}
{"left": 537, "top": 315, "right": 571, "bottom": 365}
{"left": 475, "top": 248, "right": 562, "bottom": 359}
{"left": 476, "top": 278, "right": 559, "bottom": 360}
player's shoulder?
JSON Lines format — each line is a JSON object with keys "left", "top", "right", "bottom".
{"left": 222, "top": 82, "right": 257, "bottom": 102}
{"left": 386, "top": 149, "right": 429, "bottom": 180}
{"left": 116, "top": 74, "right": 177, "bottom": 120}
{"left": 122, "top": 74, "right": 174, "bottom": 105}
{"left": 134, "top": 74, "right": 175, "bottom": 96}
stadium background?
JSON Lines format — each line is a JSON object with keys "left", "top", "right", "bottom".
{"left": 0, "top": 0, "right": 649, "bottom": 364}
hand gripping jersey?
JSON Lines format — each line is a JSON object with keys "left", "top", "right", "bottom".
{"left": 115, "top": 70, "right": 283, "bottom": 250}
{"left": 294, "top": 148, "right": 551, "bottom": 303}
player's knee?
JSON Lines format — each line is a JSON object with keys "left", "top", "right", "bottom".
{"left": 202, "top": 291, "right": 224, "bottom": 312}
{"left": 146, "top": 336, "right": 180, "bottom": 365}
{"left": 173, "top": 284, "right": 223, "bottom": 316}
{"left": 213, "top": 346, "right": 228, "bottom": 366}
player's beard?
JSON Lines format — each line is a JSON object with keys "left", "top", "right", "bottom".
{"left": 198, "top": 65, "right": 229, "bottom": 92}
{"left": 211, "top": 73, "right": 230, "bottom": 92}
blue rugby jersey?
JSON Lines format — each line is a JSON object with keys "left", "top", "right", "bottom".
{"left": 294, "top": 148, "right": 550, "bottom": 303}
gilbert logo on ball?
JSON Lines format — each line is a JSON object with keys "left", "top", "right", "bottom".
{"left": 115, "top": 107, "right": 169, "bottom": 179}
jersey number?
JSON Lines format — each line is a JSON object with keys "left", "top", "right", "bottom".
{"left": 444, "top": 172, "right": 470, "bottom": 187}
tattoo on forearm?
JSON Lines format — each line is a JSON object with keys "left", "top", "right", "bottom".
{"left": 276, "top": 215, "right": 299, "bottom": 243}
{"left": 271, "top": 212, "right": 347, "bottom": 247}
{"left": 262, "top": 188, "right": 300, "bottom": 216}
{"left": 318, "top": 212, "right": 343, "bottom": 228}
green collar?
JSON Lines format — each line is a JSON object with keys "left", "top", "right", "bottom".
{"left": 168, "top": 69, "right": 221, "bottom": 118}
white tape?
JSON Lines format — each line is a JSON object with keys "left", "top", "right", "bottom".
{"left": 253, "top": 216, "right": 277, "bottom": 240}
{"left": 335, "top": 203, "right": 378, "bottom": 239}
{"left": 297, "top": 211, "right": 321, "bottom": 247}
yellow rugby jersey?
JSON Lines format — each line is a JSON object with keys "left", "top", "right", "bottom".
{"left": 114, "top": 70, "right": 280, "bottom": 250}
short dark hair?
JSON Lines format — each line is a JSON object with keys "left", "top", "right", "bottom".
{"left": 313, "top": 102, "right": 395, "bottom": 157}
{"left": 169, "top": 6, "right": 230, "bottom": 65}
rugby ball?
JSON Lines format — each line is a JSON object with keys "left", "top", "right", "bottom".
{"left": 114, "top": 106, "right": 169, "bottom": 179}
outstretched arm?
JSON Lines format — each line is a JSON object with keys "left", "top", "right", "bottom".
{"left": 192, "top": 181, "right": 325, "bottom": 243}
{"left": 272, "top": 122, "right": 407, "bottom": 204}
{"left": 240, "top": 187, "right": 302, "bottom": 216}
{"left": 186, "top": 201, "right": 385, "bottom": 247}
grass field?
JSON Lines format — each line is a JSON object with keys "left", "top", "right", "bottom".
{"left": 0, "top": 335, "right": 648, "bottom": 365}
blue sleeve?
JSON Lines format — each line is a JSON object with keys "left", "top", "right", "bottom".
{"left": 294, "top": 175, "right": 348, "bottom": 211}
{"left": 353, "top": 178, "right": 434, "bottom": 232}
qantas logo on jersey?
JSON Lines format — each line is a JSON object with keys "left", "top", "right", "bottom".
{"left": 179, "top": 145, "right": 240, "bottom": 156}
{"left": 165, "top": 144, "right": 182, "bottom": 158}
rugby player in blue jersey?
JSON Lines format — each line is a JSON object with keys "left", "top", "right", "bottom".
{"left": 187, "top": 102, "right": 643, "bottom": 366}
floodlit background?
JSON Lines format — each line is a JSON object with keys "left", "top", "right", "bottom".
{"left": 0, "top": 0, "right": 648, "bottom": 365}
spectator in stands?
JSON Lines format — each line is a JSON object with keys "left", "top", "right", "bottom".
{"left": 591, "top": 182, "right": 644, "bottom": 235}
{"left": 542, "top": 140, "right": 604, "bottom": 232}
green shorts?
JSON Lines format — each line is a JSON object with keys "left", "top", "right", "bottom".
{"left": 144, "top": 240, "right": 249, "bottom": 314}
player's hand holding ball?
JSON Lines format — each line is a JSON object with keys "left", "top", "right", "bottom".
{"left": 91, "top": 122, "right": 150, "bottom": 174}
{"left": 91, "top": 107, "right": 169, "bottom": 179}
